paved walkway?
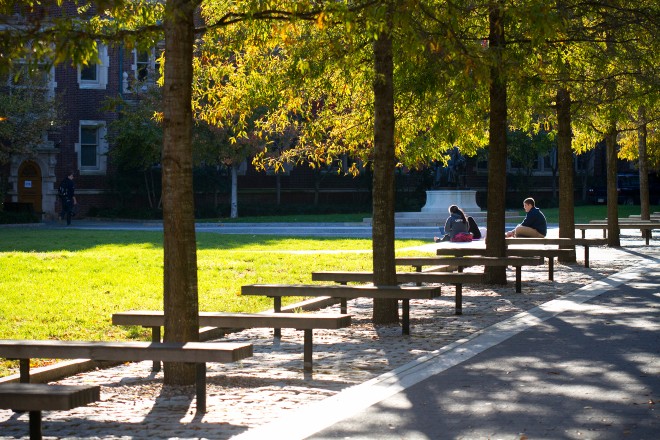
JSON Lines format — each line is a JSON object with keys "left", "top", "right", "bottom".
{"left": 241, "top": 259, "right": 660, "bottom": 440}
{"left": 1, "top": 230, "right": 658, "bottom": 439}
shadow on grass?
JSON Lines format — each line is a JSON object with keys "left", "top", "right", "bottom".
{"left": 0, "top": 228, "right": 370, "bottom": 253}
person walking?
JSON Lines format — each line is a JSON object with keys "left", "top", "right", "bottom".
{"left": 506, "top": 197, "right": 547, "bottom": 238}
{"left": 435, "top": 204, "right": 469, "bottom": 242}
{"left": 58, "top": 171, "right": 77, "bottom": 226}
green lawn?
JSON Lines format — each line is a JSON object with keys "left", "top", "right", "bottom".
{"left": 1, "top": 203, "right": 655, "bottom": 376}
{"left": 0, "top": 228, "right": 426, "bottom": 376}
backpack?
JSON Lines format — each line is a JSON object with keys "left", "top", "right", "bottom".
{"left": 58, "top": 180, "right": 68, "bottom": 198}
{"left": 467, "top": 216, "right": 481, "bottom": 239}
{"left": 451, "top": 232, "right": 473, "bottom": 242}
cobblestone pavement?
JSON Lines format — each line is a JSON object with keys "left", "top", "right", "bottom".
{"left": 1, "top": 233, "right": 658, "bottom": 439}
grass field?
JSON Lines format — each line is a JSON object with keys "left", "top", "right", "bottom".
{"left": 1, "top": 204, "right": 656, "bottom": 377}
{"left": 0, "top": 227, "right": 427, "bottom": 376}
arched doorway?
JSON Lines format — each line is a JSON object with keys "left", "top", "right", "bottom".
{"left": 17, "top": 160, "right": 42, "bottom": 214}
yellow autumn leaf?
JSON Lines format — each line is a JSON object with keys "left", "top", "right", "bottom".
{"left": 316, "top": 12, "right": 325, "bottom": 30}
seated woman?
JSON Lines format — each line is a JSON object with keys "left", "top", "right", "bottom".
{"left": 434, "top": 205, "right": 469, "bottom": 242}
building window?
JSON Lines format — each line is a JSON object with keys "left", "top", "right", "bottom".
{"left": 78, "top": 43, "right": 109, "bottom": 90}
{"left": 575, "top": 151, "right": 594, "bottom": 173}
{"left": 135, "top": 49, "right": 150, "bottom": 81}
{"left": 131, "top": 48, "right": 161, "bottom": 88}
{"left": 80, "top": 64, "right": 97, "bottom": 82}
{"left": 6, "top": 60, "right": 56, "bottom": 98}
{"left": 76, "top": 121, "right": 108, "bottom": 174}
{"left": 80, "top": 126, "right": 98, "bottom": 167}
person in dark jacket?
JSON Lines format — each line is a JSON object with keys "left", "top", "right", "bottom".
{"left": 434, "top": 205, "right": 469, "bottom": 242}
{"left": 59, "top": 171, "right": 78, "bottom": 226}
{"left": 506, "top": 197, "right": 547, "bottom": 238}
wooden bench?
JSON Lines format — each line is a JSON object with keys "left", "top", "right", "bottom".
{"left": 241, "top": 284, "right": 443, "bottom": 334}
{"left": 309, "top": 272, "right": 483, "bottom": 316}
{"left": 395, "top": 256, "right": 543, "bottom": 293}
{"left": 0, "top": 339, "right": 252, "bottom": 416}
{"left": 0, "top": 383, "right": 100, "bottom": 440}
{"left": 575, "top": 222, "right": 659, "bottom": 245}
{"left": 112, "top": 311, "right": 351, "bottom": 372}
{"left": 505, "top": 237, "right": 608, "bottom": 268}
{"left": 436, "top": 247, "right": 574, "bottom": 281}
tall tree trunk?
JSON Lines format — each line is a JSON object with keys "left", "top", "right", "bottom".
{"left": 637, "top": 106, "right": 650, "bottom": 220}
{"left": 605, "top": 124, "right": 620, "bottom": 246}
{"left": 485, "top": 0, "right": 507, "bottom": 284}
{"left": 230, "top": 165, "right": 238, "bottom": 218}
{"left": 162, "top": 0, "right": 199, "bottom": 385}
{"left": 372, "top": 12, "right": 398, "bottom": 324}
{"left": 604, "top": 33, "right": 620, "bottom": 247}
{"left": 556, "top": 87, "right": 576, "bottom": 262}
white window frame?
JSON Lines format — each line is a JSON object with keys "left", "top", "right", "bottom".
{"left": 75, "top": 121, "right": 108, "bottom": 175}
{"left": 131, "top": 48, "right": 157, "bottom": 82}
{"left": 130, "top": 47, "right": 164, "bottom": 93}
{"left": 77, "top": 43, "right": 109, "bottom": 90}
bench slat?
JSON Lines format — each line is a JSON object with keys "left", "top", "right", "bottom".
{"left": 436, "top": 248, "right": 574, "bottom": 258}
{"left": 0, "top": 340, "right": 253, "bottom": 364}
{"left": 112, "top": 311, "right": 351, "bottom": 330}
{"left": 505, "top": 238, "right": 608, "bottom": 246}
{"left": 0, "top": 384, "right": 100, "bottom": 411}
{"left": 241, "top": 284, "right": 442, "bottom": 299}
{"left": 396, "top": 256, "right": 543, "bottom": 266}
{"left": 311, "top": 271, "right": 483, "bottom": 285}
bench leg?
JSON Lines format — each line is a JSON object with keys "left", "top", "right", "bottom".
{"left": 340, "top": 298, "right": 347, "bottom": 315}
{"left": 20, "top": 358, "right": 30, "bottom": 383}
{"left": 29, "top": 410, "right": 42, "bottom": 440}
{"left": 273, "top": 297, "right": 282, "bottom": 338}
{"left": 196, "top": 363, "right": 206, "bottom": 413}
{"left": 151, "top": 326, "right": 161, "bottom": 372}
{"left": 402, "top": 299, "right": 410, "bottom": 335}
{"left": 455, "top": 284, "right": 462, "bottom": 315}
{"left": 303, "top": 329, "right": 313, "bottom": 372}
{"left": 584, "top": 246, "right": 590, "bottom": 268}
{"left": 548, "top": 257, "right": 554, "bottom": 281}
{"left": 515, "top": 267, "right": 522, "bottom": 293}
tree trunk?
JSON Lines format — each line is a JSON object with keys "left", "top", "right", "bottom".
{"left": 230, "top": 165, "right": 238, "bottom": 218}
{"left": 638, "top": 106, "right": 650, "bottom": 220}
{"left": 371, "top": 16, "right": 398, "bottom": 324}
{"left": 605, "top": 123, "right": 620, "bottom": 247}
{"left": 485, "top": 0, "right": 507, "bottom": 284}
{"left": 556, "top": 87, "right": 576, "bottom": 262}
{"left": 604, "top": 32, "right": 620, "bottom": 247}
{"left": 162, "top": 0, "right": 199, "bottom": 385}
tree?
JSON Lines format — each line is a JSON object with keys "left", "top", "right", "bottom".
{"left": 507, "top": 128, "right": 557, "bottom": 196}
{"left": 371, "top": 2, "right": 398, "bottom": 323}
{"left": 555, "top": 0, "right": 660, "bottom": 246}
{"left": 483, "top": 0, "right": 508, "bottom": 283}
{"left": 105, "top": 89, "right": 163, "bottom": 210}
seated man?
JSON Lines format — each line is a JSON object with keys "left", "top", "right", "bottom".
{"left": 505, "top": 197, "right": 547, "bottom": 238}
